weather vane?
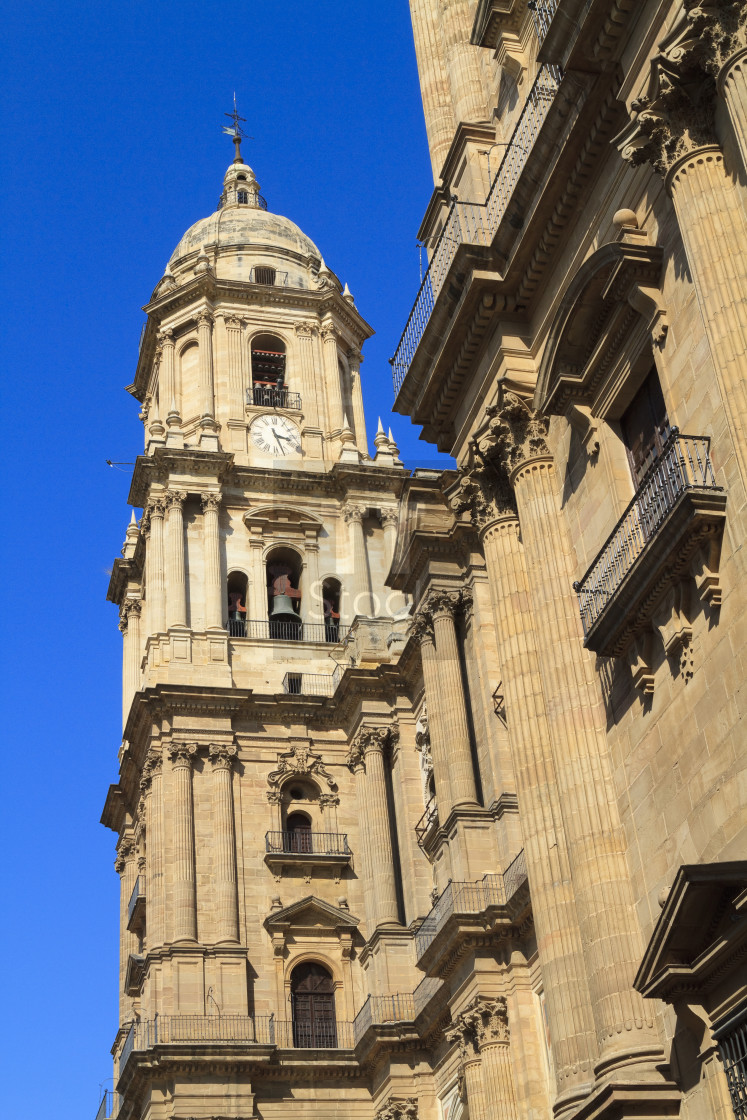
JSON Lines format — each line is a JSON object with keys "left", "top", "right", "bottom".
{"left": 222, "top": 93, "right": 253, "bottom": 161}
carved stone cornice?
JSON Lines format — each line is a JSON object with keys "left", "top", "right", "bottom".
{"left": 614, "top": 7, "right": 744, "bottom": 177}
{"left": 374, "top": 1098, "right": 418, "bottom": 1120}
{"left": 168, "top": 741, "right": 198, "bottom": 768}
{"left": 477, "top": 392, "right": 551, "bottom": 477}
{"left": 200, "top": 492, "right": 221, "bottom": 514}
{"left": 208, "top": 743, "right": 237, "bottom": 771}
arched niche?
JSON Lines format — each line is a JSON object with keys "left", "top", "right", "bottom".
{"left": 535, "top": 228, "right": 669, "bottom": 421}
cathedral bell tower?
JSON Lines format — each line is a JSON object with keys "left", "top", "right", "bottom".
{"left": 101, "top": 116, "right": 417, "bottom": 1120}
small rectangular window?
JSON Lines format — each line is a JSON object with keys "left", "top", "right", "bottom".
{"left": 254, "top": 266, "right": 276, "bottom": 286}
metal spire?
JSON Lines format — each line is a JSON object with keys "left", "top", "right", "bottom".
{"left": 222, "top": 93, "right": 253, "bottom": 162}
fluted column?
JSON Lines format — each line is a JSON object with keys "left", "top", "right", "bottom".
{"left": 115, "top": 838, "right": 137, "bottom": 1023}
{"left": 225, "top": 316, "right": 245, "bottom": 420}
{"left": 476, "top": 999, "right": 519, "bottom": 1120}
{"left": 200, "top": 492, "right": 223, "bottom": 630}
{"left": 209, "top": 744, "right": 239, "bottom": 943}
{"left": 142, "top": 750, "right": 165, "bottom": 948}
{"left": 381, "top": 508, "right": 405, "bottom": 616}
{"left": 481, "top": 396, "right": 658, "bottom": 1069}
{"left": 720, "top": 46, "right": 747, "bottom": 169}
{"left": 447, "top": 1006, "right": 484, "bottom": 1120}
{"left": 119, "top": 598, "right": 142, "bottom": 730}
{"left": 411, "top": 615, "right": 454, "bottom": 815}
{"left": 347, "top": 727, "right": 400, "bottom": 928}
{"left": 440, "top": 0, "right": 488, "bottom": 125}
{"left": 169, "top": 742, "right": 198, "bottom": 942}
{"left": 321, "top": 320, "right": 346, "bottom": 437}
{"left": 165, "top": 490, "right": 187, "bottom": 629}
{"left": 146, "top": 498, "right": 166, "bottom": 634}
{"left": 344, "top": 504, "right": 373, "bottom": 617}
{"left": 303, "top": 537, "right": 323, "bottom": 624}
{"left": 197, "top": 310, "right": 215, "bottom": 420}
{"left": 426, "top": 590, "right": 479, "bottom": 809}
{"left": 408, "top": 0, "right": 457, "bottom": 179}
{"left": 248, "top": 529, "right": 266, "bottom": 621}
{"left": 294, "top": 322, "right": 319, "bottom": 428}
{"left": 346, "top": 348, "right": 368, "bottom": 455}
{"left": 449, "top": 468, "right": 597, "bottom": 1100}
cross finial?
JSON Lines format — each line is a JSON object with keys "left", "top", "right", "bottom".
{"left": 222, "top": 93, "right": 253, "bottom": 162}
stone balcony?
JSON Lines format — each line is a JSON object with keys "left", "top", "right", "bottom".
{"left": 264, "top": 830, "right": 352, "bottom": 877}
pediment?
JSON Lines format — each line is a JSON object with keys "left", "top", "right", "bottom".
{"left": 243, "top": 505, "right": 324, "bottom": 535}
{"left": 264, "top": 895, "right": 359, "bottom": 933}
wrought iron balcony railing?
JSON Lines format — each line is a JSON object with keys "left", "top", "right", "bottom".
{"left": 573, "top": 432, "right": 722, "bottom": 641}
{"left": 528, "top": 0, "right": 560, "bottom": 43}
{"left": 265, "top": 830, "right": 351, "bottom": 856}
{"left": 246, "top": 386, "right": 301, "bottom": 410}
{"left": 414, "top": 795, "right": 439, "bottom": 847}
{"left": 226, "top": 618, "right": 349, "bottom": 644}
{"left": 95, "top": 1090, "right": 119, "bottom": 1120}
{"left": 282, "top": 666, "right": 343, "bottom": 696}
{"left": 119, "top": 1013, "right": 355, "bottom": 1060}
{"left": 391, "top": 64, "right": 562, "bottom": 395}
{"left": 127, "top": 876, "right": 145, "bottom": 927}
{"left": 415, "top": 849, "right": 527, "bottom": 959}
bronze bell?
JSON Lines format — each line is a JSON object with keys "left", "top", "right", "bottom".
{"left": 269, "top": 593, "right": 300, "bottom": 625}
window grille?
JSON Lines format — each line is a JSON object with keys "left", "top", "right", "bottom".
{"left": 237, "top": 190, "right": 248, "bottom": 204}
{"left": 254, "top": 266, "right": 276, "bottom": 285}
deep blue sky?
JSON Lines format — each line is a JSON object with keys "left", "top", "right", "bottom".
{"left": 0, "top": 3, "right": 446, "bottom": 1115}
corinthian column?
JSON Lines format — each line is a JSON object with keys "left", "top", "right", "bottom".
{"left": 158, "top": 328, "right": 182, "bottom": 447}
{"left": 208, "top": 744, "right": 239, "bottom": 943}
{"left": 440, "top": 0, "right": 488, "bottom": 125}
{"left": 449, "top": 466, "right": 597, "bottom": 1101}
{"left": 169, "top": 742, "right": 198, "bottom": 942}
{"left": 476, "top": 999, "right": 519, "bottom": 1120}
{"left": 424, "top": 589, "right": 478, "bottom": 810}
{"left": 618, "top": 22, "right": 747, "bottom": 490}
{"left": 481, "top": 394, "right": 659, "bottom": 1071}
{"left": 321, "top": 320, "right": 346, "bottom": 438}
{"left": 197, "top": 309, "right": 219, "bottom": 450}
{"left": 115, "top": 838, "right": 137, "bottom": 1023}
{"left": 294, "top": 321, "right": 319, "bottom": 428}
{"left": 347, "top": 727, "right": 400, "bottom": 929}
{"left": 142, "top": 749, "right": 165, "bottom": 948}
{"left": 346, "top": 348, "right": 368, "bottom": 456}
{"left": 165, "top": 490, "right": 187, "bottom": 629}
{"left": 410, "top": 614, "right": 453, "bottom": 816}
{"left": 119, "top": 598, "right": 142, "bottom": 730}
{"left": 446, "top": 1006, "right": 484, "bottom": 1120}
{"left": 344, "top": 504, "right": 373, "bottom": 617}
{"left": 408, "top": 0, "right": 456, "bottom": 179}
{"left": 200, "top": 492, "right": 223, "bottom": 630}
{"left": 146, "top": 497, "right": 166, "bottom": 634}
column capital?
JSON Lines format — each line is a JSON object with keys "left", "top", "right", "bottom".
{"left": 409, "top": 610, "right": 435, "bottom": 645}
{"left": 294, "top": 320, "right": 318, "bottom": 339}
{"left": 200, "top": 491, "right": 221, "bottom": 514}
{"left": 347, "top": 725, "right": 398, "bottom": 771}
{"left": 477, "top": 393, "right": 550, "bottom": 477}
{"left": 424, "top": 587, "right": 462, "bottom": 621}
{"left": 347, "top": 346, "right": 363, "bottom": 367}
{"left": 140, "top": 748, "right": 163, "bottom": 792}
{"left": 449, "top": 463, "right": 517, "bottom": 530}
{"left": 374, "top": 1098, "right": 418, "bottom": 1120}
{"left": 196, "top": 308, "right": 214, "bottom": 327}
{"left": 146, "top": 496, "right": 166, "bottom": 520}
{"left": 343, "top": 503, "right": 365, "bottom": 524}
{"left": 380, "top": 507, "right": 399, "bottom": 529}
{"left": 169, "top": 741, "right": 198, "bottom": 768}
{"left": 446, "top": 1003, "right": 481, "bottom": 1061}
{"left": 119, "top": 597, "right": 142, "bottom": 632}
{"left": 224, "top": 314, "right": 244, "bottom": 330}
{"left": 114, "top": 837, "right": 135, "bottom": 875}
{"left": 165, "top": 489, "right": 187, "bottom": 511}
{"left": 476, "top": 996, "right": 510, "bottom": 1047}
{"left": 321, "top": 322, "right": 337, "bottom": 345}
{"left": 208, "top": 743, "right": 237, "bottom": 771}
{"left": 158, "top": 327, "right": 175, "bottom": 346}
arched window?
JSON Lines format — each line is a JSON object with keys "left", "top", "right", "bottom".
{"left": 251, "top": 333, "right": 286, "bottom": 407}
{"left": 267, "top": 547, "right": 302, "bottom": 639}
{"left": 291, "top": 962, "right": 336, "bottom": 1048}
{"left": 226, "top": 571, "right": 248, "bottom": 636}
{"left": 322, "top": 578, "right": 342, "bottom": 642}
{"left": 286, "top": 811, "right": 312, "bottom": 853}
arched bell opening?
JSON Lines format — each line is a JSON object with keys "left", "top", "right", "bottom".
{"left": 322, "top": 577, "right": 342, "bottom": 641}
{"left": 290, "top": 961, "right": 337, "bottom": 1048}
{"left": 226, "top": 570, "right": 248, "bottom": 636}
{"left": 251, "top": 332, "right": 287, "bottom": 408}
{"left": 266, "top": 546, "right": 302, "bottom": 640}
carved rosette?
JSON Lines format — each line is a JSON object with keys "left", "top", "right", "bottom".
{"left": 478, "top": 394, "right": 551, "bottom": 477}
{"left": 168, "top": 741, "right": 198, "bottom": 768}
{"left": 208, "top": 743, "right": 237, "bottom": 771}
{"left": 374, "top": 1098, "right": 418, "bottom": 1120}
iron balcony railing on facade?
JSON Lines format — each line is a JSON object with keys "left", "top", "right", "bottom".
{"left": 716, "top": 1008, "right": 747, "bottom": 1120}
{"left": 120, "top": 1014, "right": 355, "bottom": 1057}
{"left": 414, "top": 795, "right": 439, "bottom": 847}
{"left": 95, "top": 1090, "right": 118, "bottom": 1120}
{"left": 226, "top": 618, "right": 349, "bottom": 644}
{"left": 265, "top": 830, "right": 351, "bottom": 856}
{"left": 282, "top": 665, "right": 343, "bottom": 696}
{"left": 415, "top": 849, "right": 527, "bottom": 959}
{"left": 391, "top": 64, "right": 562, "bottom": 395}
{"left": 127, "top": 876, "right": 145, "bottom": 926}
{"left": 528, "top": 0, "right": 560, "bottom": 43}
{"left": 352, "top": 977, "right": 444, "bottom": 1045}
{"left": 246, "top": 386, "right": 301, "bottom": 410}
{"left": 573, "top": 432, "right": 721, "bottom": 638}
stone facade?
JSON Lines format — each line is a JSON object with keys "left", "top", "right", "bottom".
{"left": 101, "top": 5, "right": 747, "bottom": 1120}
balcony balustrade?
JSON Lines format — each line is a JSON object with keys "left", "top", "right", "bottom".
{"left": 415, "top": 849, "right": 527, "bottom": 959}
{"left": 391, "top": 64, "right": 562, "bottom": 395}
{"left": 265, "top": 831, "right": 350, "bottom": 856}
{"left": 282, "top": 666, "right": 342, "bottom": 696}
{"left": 414, "top": 795, "right": 439, "bottom": 848}
{"left": 573, "top": 432, "right": 725, "bottom": 654}
{"left": 226, "top": 618, "right": 349, "bottom": 644}
{"left": 528, "top": 0, "right": 560, "bottom": 43}
{"left": 126, "top": 876, "right": 145, "bottom": 933}
{"left": 95, "top": 1090, "right": 119, "bottom": 1120}
{"left": 246, "top": 386, "right": 301, "bottom": 410}
{"left": 352, "top": 977, "right": 443, "bottom": 1044}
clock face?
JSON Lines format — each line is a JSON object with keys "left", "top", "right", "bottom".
{"left": 250, "top": 413, "right": 302, "bottom": 457}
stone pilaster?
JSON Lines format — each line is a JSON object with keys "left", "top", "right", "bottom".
{"left": 446, "top": 1004, "right": 485, "bottom": 1120}
{"left": 344, "top": 504, "right": 373, "bottom": 617}
{"left": 347, "top": 726, "right": 400, "bottom": 929}
{"left": 410, "top": 612, "right": 453, "bottom": 816}
{"left": 481, "top": 394, "right": 659, "bottom": 1074}
{"left": 115, "top": 837, "right": 137, "bottom": 1024}
{"left": 423, "top": 589, "right": 479, "bottom": 811}
{"left": 347, "top": 348, "right": 368, "bottom": 456}
{"left": 200, "top": 492, "right": 223, "bottom": 630}
{"left": 208, "top": 744, "right": 239, "bottom": 943}
{"left": 294, "top": 321, "right": 319, "bottom": 429}
{"left": 197, "top": 309, "right": 219, "bottom": 449}
{"left": 119, "top": 598, "right": 142, "bottom": 730}
{"left": 303, "top": 536, "right": 323, "bottom": 624}
{"left": 618, "top": 13, "right": 747, "bottom": 490}
{"left": 321, "top": 319, "right": 346, "bottom": 438}
{"left": 165, "top": 490, "right": 187, "bottom": 629}
{"left": 169, "top": 742, "right": 198, "bottom": 942}
{"left": 145, "top": 498, "right": 166, "bottom": 635}
{"left": 225, "top": 315, "right": 245, "bottom": 421}
{"left": 450, "top": 465, "right": 597, "bottom": 1102}
{"left": 141, "top": 749, "right": 165, "bottom": 948}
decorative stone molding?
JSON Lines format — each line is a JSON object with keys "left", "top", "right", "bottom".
{"left": 409, "top": 611, "right": 435, "bottom": 645}
{"left": 267, "top": 743, "right": 337, "bottom": 793}
{"left": 380, "top": 507, "right": 399, "bottom": 529}
{"left": 165, "top": 489, "right": 187, "bottom": 511}
{"left": 477, "top": 392, "right": 551, "bottom": 476}
{"left": 118, "top": 598, "right": 142, "bottom": 633}
{"left": 208, "top": 743, "right": 237, "bottom": 770}
{"left": 374, "top": 1098, "right": 418, "bottom": 1120}
{"left": 168, "top": 741, "right": 198, "bottom": 767}
{"left": 347, "top": 725, "right": 398, "bottom": 772}
{"left": 200, "top": 492, "right": 221, "bottom": 514}
{"left": 294, "top": 320, "right": 318, "bottom": 338}
{"left": 342, "top": 503, "right": 365, "bottom": 524}
{"left": 448, "top": 463, "right": 517, "bottom": 530}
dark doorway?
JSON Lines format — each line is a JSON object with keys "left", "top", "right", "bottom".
{"left": 621, "top": 368, "right": 671, "bottom": 487}
{"left": 290, "top": 962, "right": 337, "bottom": 1047}
{"left": 286, "top": 811, "right": 312, "bottom": 853}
